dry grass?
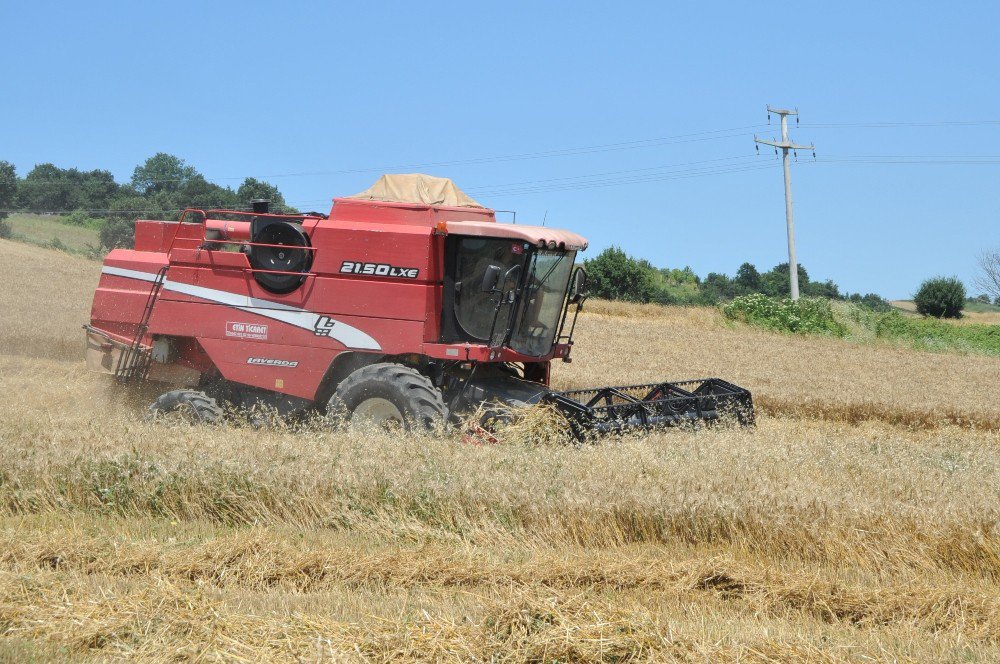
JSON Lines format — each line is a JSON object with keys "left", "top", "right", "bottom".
{"left": 0, "top": 239, "right": 100, "bottom": 360}
{"left": 0, "top": 239, "right": 998, "bottom": 661}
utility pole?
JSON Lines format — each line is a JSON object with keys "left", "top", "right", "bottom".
{"left": 755, "top": 107, "right": 815, "bottom": 300}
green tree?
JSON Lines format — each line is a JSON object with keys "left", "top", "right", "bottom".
{"left": 914, "top": 277, "right": 966, "bottom": 318}
{"left": 734, "top": 262, "right": 761, "bottom": 294}
{"left": 583, "top": 246, "right": 656, "bottom": 302}
{"left": 173, "top": 175, "right": 238, "bottom": 211}
{"left": 0, "top": 161, "right": 15, "bottom": 238}
{"left": 702, "top": 272, "right": 735, "bottom": 301}
{"left": 847, "top": 292, "right": 891, "bottom": 312}
{"left": 17, "top": 163, "right": 73, "bottom": 211}
{"left": 803, "top": 279, "right": 841, "bottom": 299}
{"left": 77, "top": 169, "right": 120, "bottom": 209}
{"left": 16, "top": 164, "right": 120, "bottom": 212}
{"left": 139, "top": 175, "right": 239, "bottom": 221}
{"left": 99, "top": 196, "right": 149, "bottom": 250}
{"left": 651, "top": 265, "right": 701, "bottom": 304}
{"left": 761, "top": 263, "right": 810, "bottom": 297}
{"left": 131, "top": 153, "right": 197, "bottom": 196}
{"left": 236, "top": 177, "right": 287, "bottom": 209}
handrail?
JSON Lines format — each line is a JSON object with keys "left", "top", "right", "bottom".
{"left": 164, "top": 207, "right": 323, "bottom": 255}
{"left": 231, "top": 241, "right": 318, "bottom": 251}
{"left": 166, "top": 208, "right": 208, "bottom": 254}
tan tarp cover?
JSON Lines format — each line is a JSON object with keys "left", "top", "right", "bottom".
{"left": 345, "top": 174, "right": 484, "bottom": 208}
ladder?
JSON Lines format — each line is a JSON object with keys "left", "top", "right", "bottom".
{"left": 114, "top": 266, "right": 168, "bottom": 384}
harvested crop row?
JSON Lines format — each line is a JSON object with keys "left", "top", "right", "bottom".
{"left": 1, "top": 556, "right": 996, "bottom": 662}
{"left": 1, "top": 521, "right": 997, "bottom": 641}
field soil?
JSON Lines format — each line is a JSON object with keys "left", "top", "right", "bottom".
{"left": 1, "top": 238, "right": 998, "bottom": 662}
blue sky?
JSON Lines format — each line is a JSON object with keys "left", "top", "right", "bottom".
{"left": 3, "top": 0, "right": 998, "bottom": 299}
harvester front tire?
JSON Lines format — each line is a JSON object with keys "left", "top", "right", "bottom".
{"left": 328, "top": 363, "right": 446, "bottom": 431}
{"left": 147, "top": 390, "right": 223, "bottom": 424}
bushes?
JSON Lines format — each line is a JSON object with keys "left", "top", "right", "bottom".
{"left": 583, "top": 247, "right": 657, "bottom": 302}
{"left": 722, "top": 294, "right": 846, "bottom": 336}
{"left": 582, "top": 247, "right": 881, "bottom": 309}
{"left": 870, "top": 309, "right": 1000, "bottom": 355}
{"left": 847, "top": 292, "right": 892, "bottom": 312}
{"left": 99, "top": 196, "right": 149, "bottom": 251}
{"left": 724, "top": 294, "right": 999, "bottom": 356}
{"left": 0, "top": 161, "right": 15, "bottom": 240}
{"left": 64, "top": 209, "right": 103, "bottom": 229}
{"left": 914, "top": 277, "right": 965, "bottom": 318}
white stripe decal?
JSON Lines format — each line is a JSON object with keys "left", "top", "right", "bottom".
{"left": 101, "top": 266, "right": 382, "bottom": 351}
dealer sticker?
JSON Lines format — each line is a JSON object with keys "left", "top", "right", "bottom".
{"left": 226, "top": 322, "right": 268, "bottom": 340}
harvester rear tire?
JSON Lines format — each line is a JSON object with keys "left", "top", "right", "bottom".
{"left": 147, "top": 390, "right": 223, "bottom": 424}
{"left": 328, "top": 363, "right": 446, "bottom": 431}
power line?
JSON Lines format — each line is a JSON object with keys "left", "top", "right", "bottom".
{"left": 801, "top": 120, "right": 1000, "bottom": 128}
{"left": 14, "top": 125, "right": 769, "bottom": 185}
{"left": 814, "top": 156, "right": 1000, "bottom": 164}
{"left": 283, "top": 156, "right": 768, "bottom": 202}
{"left": 467, "top": 162, "right": 780, "bottom": 197}
{"left": 463, "top": 155, "right": 760, "bottom": 192}
{"left": 14, "top": 118, "right": 1000, "bottom": 187}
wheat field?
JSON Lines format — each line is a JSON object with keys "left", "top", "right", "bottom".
{"left": 0, "top": 238, "right": 998, "bottom": 662}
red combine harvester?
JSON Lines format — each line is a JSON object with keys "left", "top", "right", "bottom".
{"left": 85, "top": 174, "right": 753, "bottom": 437}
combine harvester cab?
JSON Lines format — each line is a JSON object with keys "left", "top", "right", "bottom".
{"left": 86, "top": 174, "right": 754, "bottom": 438}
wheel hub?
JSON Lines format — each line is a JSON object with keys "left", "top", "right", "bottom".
{"left": 351, "top": 397, "right": 404, "bottom": 429}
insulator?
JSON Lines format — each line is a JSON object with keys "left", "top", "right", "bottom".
{"left": 767, "top": 113, "right": 771, "bottom": 123}
{"left": 812, "top": 151, "right": 817, "bottom": 159}
{"left": 755, "top": 144, "right": 760, "bottom": 154}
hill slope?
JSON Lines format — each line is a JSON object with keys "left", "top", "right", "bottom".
{"left": 6, "top": 213, "right": 101, "bottom": 254}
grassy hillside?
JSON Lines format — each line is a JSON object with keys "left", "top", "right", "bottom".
{"left": 0, "top": 239, "right": 998, "bottom": 662}
{"left": 892, "top": 298, "right": 1000, "bottom": 325}
{"left": 5, "top": 213, "right": 101, "bottom": 256}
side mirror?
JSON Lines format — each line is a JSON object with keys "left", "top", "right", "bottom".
{"left": 569, "top": 267, "right": 588, "bottom": 303}
{"left": 481, "top": 264, "right": 502, "bottom": 292}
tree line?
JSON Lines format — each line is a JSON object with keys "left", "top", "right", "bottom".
{"left": 583, "top": 246, "right": 890, "bottom": 309}
{"left": 0, "top": 154, "right": 292, "bottom": 249}
{"left": 1, "top": 155, "right": 995, "bottom": 316}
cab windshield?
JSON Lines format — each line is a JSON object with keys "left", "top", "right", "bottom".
{"left": 509, "top": 249, "right": 576, "bottom": 356}
{"left": 453, "top": 238, "right": 527, "bottom": 342}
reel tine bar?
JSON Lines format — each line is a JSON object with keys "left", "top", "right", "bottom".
{"left": 544, "top": 377, "right": 755, "bottom": 439}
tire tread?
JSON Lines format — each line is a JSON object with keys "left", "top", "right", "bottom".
{"left": 330, "top": 363, "right": 446, "bottom": 429}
